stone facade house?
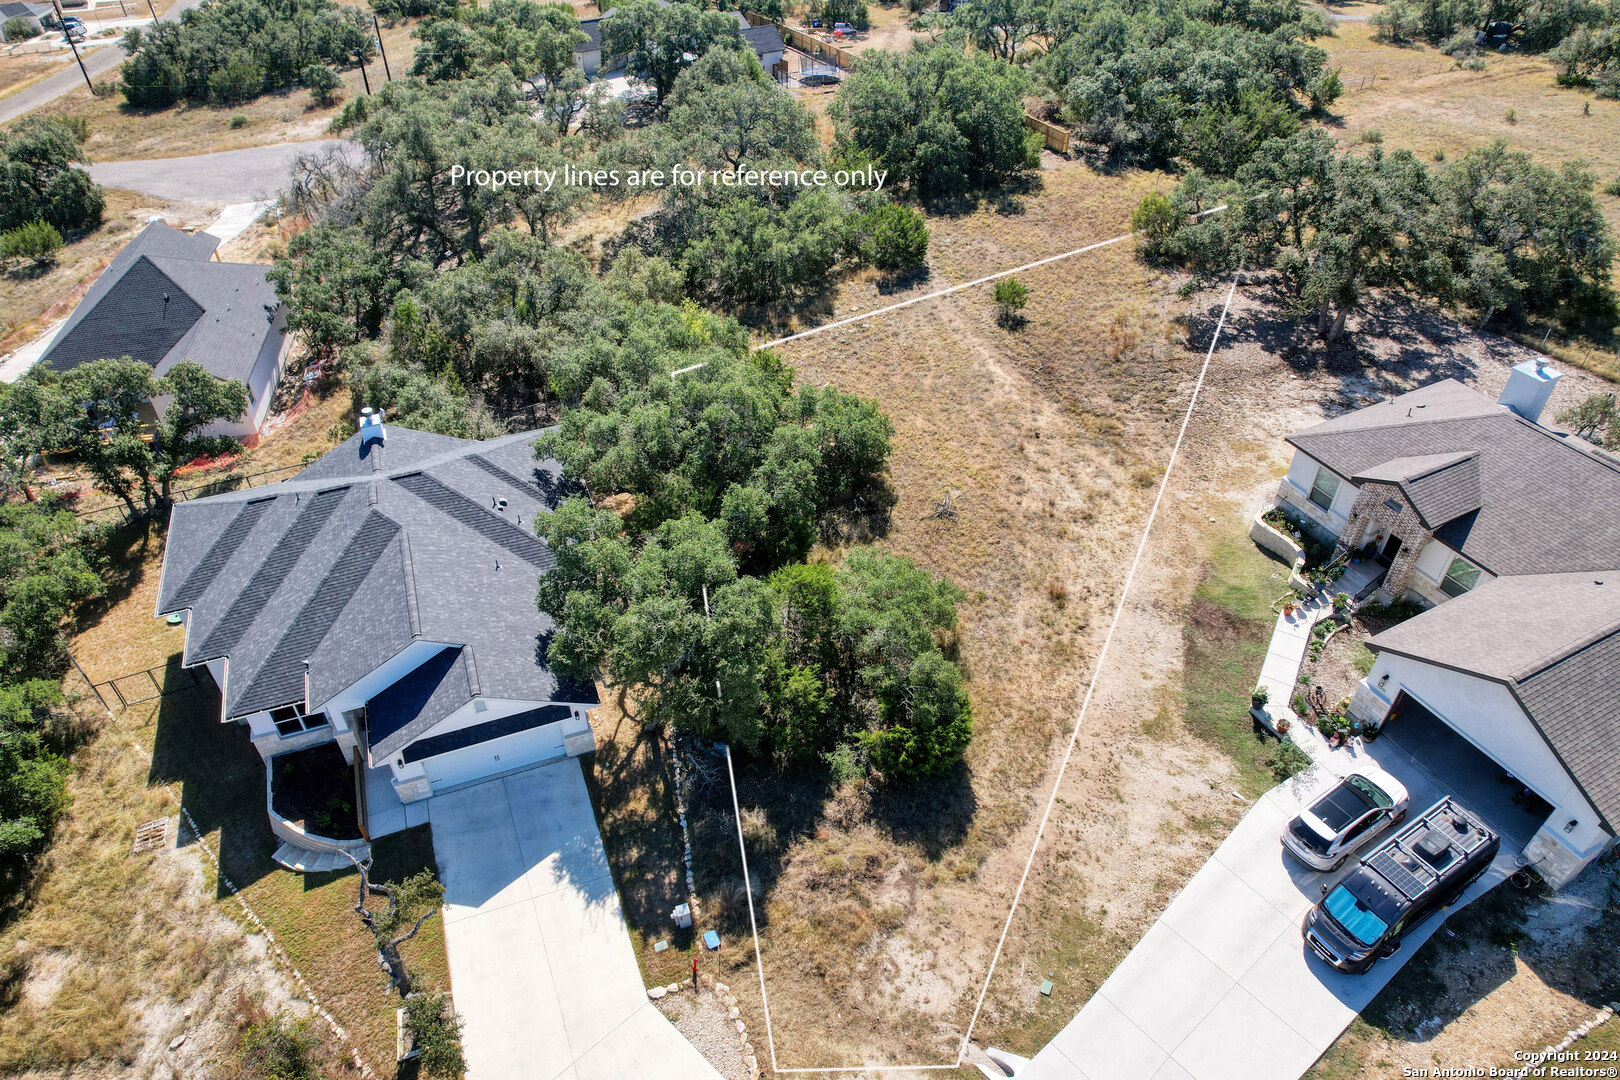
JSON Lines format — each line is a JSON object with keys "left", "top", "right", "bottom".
{"left": 1271, "top": 367, "right": 1620, "bottom": 887}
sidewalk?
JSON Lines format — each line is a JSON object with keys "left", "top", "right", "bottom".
{"left": 1255, "top": 559, "right": 1382, "bottom": 716}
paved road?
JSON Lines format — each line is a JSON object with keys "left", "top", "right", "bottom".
{"left": 0, "top": 0, "right": 209, "bottom": 126}
{"left": 1008, "top": 735, "right": 1515, "bottom": 1080}
{"left": 86, "top": 139, "right": 358, "bottom": 202}
{"left": 429, "top": 760, "right": 724, "bottom": 1080}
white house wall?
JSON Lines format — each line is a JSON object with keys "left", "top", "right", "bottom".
{"left": 1355, "top": 651, "right": 1608, "bottom": 857}
{"left": 1278, "top": 450, "right": 1359, "bottom": 541}
{"left": 1405, "top": 539, "right": 1497, "bottom": 607}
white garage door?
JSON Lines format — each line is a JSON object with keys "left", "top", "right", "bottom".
{"left": 422, "top": 723, "right": 567, "bottom": 792}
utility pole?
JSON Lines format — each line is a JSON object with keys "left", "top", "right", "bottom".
{"left": 373, "top": 14, "right": 391, "bottom": 81}
{"left": 146, "top": 0, "right": 157, "bottom": 23}
{"left": 65, "top": 27, "right": 92, "bottom": 92}
{"left": 358, "top": 54, "right": 370, "bottom": 94}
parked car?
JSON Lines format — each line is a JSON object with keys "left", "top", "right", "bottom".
{"left": 1282, "top": 768, "right": 1409, "bottom": 871}
{"left": 59, "top": 16, "right": 85, "bottom": 39}
{"left": 1303, "top": 797, "right": 1499, "bottom": 974}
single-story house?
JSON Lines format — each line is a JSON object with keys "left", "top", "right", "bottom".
{"left": 0, "top": 1, "right": 51, "bottom": 37}
{"left": 1351, "top": 573, "right": 1617, "bottom": 887}
{"left": 741, "top": 21, "right": 786, "bottom": 71}
{"left": 1275, "top": 364, "right": 1620, "bottom": 608}
{"left": 39, "top": 221, "right": 290, "bottom": 436}
{"left": 575, "top": 14, "right": 607, "bottom": 77}
{"left": 1271, "top": 368, "right": 1620, "bottom": 888}
{"left": 155, "top": 414, "right": 599, "bottom": 852}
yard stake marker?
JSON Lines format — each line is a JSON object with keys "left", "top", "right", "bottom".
{"left": 954, "top": 269, "right": 1245, "bottom": 1067}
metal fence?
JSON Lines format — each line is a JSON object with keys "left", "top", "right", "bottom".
{"left": 68, "top": 653, "right": 206, "bottom": 712}
{"left": 70, "top": 461, "right": 314, "bottom": 524}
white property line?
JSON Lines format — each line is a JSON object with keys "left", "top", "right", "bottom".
{"left": 722, "top": 267, "right": 1246, "bottom": 1073}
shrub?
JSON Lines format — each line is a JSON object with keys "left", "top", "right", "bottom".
{"left": 0, "top": 221, "right": 63, "bottom": 267}
{"left": 209, "top": 53, "right": 263, "bottom": 104}
{"left": 236, "top": 1011, "right": 317, "bottom": 1080}
{"left": 855, "top": 203, "right": 928, "bottom": 270}
{"left": 2, "top": 16, "right": 40, "bottom": 40}
{"left": 403, "top": 993, "right": 465, "bottom": 1078}
{"left": 1131, "top": 191, "right": 1181, "bottom": 244}
{"left": 1268, "top": 740, "right": 1313, "bottom": 781}
{"left": 993, "top": 277, "right": 1028, "bottom": 326}
{"left": 302, "top": 63, "right": 342, "bottom": 107}
{"left": 229, "top": 113, "right": 248, "bottom": 129}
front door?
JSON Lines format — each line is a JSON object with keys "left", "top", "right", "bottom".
{"left": 1379, "top": 534, "right": 1403, "bottom": 567}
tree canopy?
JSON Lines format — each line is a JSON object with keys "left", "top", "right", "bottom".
{"left": 0, "top": 118, "right": 104, "bottom": 235}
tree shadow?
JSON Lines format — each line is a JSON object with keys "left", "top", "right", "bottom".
{"left": 73, "top": 518, "right": 161, "bottom": 641}
{"left": 147, "top": 671, "right": 279, "bottom": 897}
{"left": 875, "top": 265, "right": 933, "bottom": 295}
{"left": 866, "top": 760, "right": 976, "bottom": 860}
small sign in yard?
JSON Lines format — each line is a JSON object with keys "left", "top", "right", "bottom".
{"left": 1039, "top": 978, "right": 1054, "bottom": 996}
{"left": 703, "top": 930, "right": 721, "bottom": 951}
{"left": 653, "top": 939, "right": 670, "bottom": 952}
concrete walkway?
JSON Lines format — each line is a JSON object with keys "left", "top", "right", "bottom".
{"left": 1255, "top": 558, "right": 1382, "bottom": 712}
{"left": 1012, "top": 711, "right": 1518, "bottom": 1080}
{"left": 429, "top": 759, "right": 722, "bottom": 1080}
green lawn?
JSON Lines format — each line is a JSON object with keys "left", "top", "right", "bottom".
{"left": 1180, "top": 533, "right": 1296, "bottom": 798}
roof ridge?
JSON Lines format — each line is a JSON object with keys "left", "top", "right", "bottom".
{"left": 1512, "top": 611, "right": 1620, "bottom": 684}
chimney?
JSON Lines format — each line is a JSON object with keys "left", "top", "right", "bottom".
{"left": 1497, "top": 357, "right": 1561, "bottom": 424}
{"left": 358, "top": 406, "right": 387, "bottom": 447}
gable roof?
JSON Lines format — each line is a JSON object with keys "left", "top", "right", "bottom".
{"left": 742, "top": 22, "right": 785, "bottom": 56}
{"left": 1352, "top": 451, "right": 1482, "bottom": 529}
{"left": 156, "top": 426, "right": 597, "bottom": 732}
{"left": 40, "top": 221, "right": 282, "bottom": 385}
{"left": 1287, "top": 379, "right": 1620, "bottom": 575}
{"left": 1368, "top": 572, "right": 1620, "bottom": 832}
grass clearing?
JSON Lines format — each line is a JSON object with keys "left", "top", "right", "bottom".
{"left": 1181, "top": 534, "right": 1293, "bottom": 798}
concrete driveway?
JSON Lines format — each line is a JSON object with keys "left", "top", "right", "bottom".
{"left": 429, "top": 760, "right": 722, "bottom": 1080}
{"left": 1019, "top": 735, "right": 1516, "bottom": 1080}
{"left": 85, "top": 139, "right": 359, "bottom": 203}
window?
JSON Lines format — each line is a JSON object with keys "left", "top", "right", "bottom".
{"left": 269, "top": 703, "right": 326, "bottom": 737}
{"left": 1308, "top": 467, "right": 1341, "bottom": 511}
{"left": 1440, "top": 556, "right": 1483, "bottom": 597}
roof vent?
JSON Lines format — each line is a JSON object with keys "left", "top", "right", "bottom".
{"left": 1498, "top": 358, "right": 1562, "bottom": 424}
{"left": 358, "top": 407, "right": 386, "bottom": 447}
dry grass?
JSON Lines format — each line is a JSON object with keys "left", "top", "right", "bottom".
{"left": 1322, "top": 17, "right": 1620, "bottom": 242}
{"left": 0, "top": 49, "right": 73, "bottom": 100}
{"left": 16, "top": 19, "right": 419, "bottom": 162}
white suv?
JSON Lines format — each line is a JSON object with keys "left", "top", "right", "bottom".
{"left": 1282, "top": 768, "right": 1410, "bottom": 871}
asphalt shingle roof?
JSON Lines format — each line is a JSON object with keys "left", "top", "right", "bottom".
{"left": 1287, "top": 380, "right": 1620, "bottom": 575}
{"left": 1368, "top": 572, "right": 1620, "bottom": 831}
{"left": 40, "top": 221, "right": 281, "bottom": 385}
{"left": 1352, "top": 451, "right": 1483, "bottom": 529}
{"left": 156, "top": 427, "right": 597, "bottom": 739}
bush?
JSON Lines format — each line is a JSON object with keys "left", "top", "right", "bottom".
{"left": 229, "top": 113, "right": 248, "bottom": 129}
{"left": 237, "top": 1011, "right": 318, "bottom": 1080}
{"left": 1267, "top": 740, "right": 1313, "bottom": 781}
{"left": 209, "top": 52, "right": 263, "bottom": 104}
{"left": 403, "top": 993, "right": 465, "bottom": 1078}
{"left": 3, "top": 16, "right": 41, "bottom": 40}
{"left": 993, "top": 277, "right": 1028, "bottom": 326}
{"left": 854, "top": 203, "right": 928, "bottom": 270}
{"left": 0, "top": 221, "right": 63, "bottom": 267}
{"left": 302, "top": 63, "right": 342, "bottom": 107}
{"left": 1131, "top": 191, "right": 1181, "bottom": 244}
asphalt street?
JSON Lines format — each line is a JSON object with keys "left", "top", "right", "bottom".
{"left": 85, "top": 139, "right": 359, "bottom": 203}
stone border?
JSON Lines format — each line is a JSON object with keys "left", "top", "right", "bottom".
{"left": 648, "top": 977, "right": 761, "bottom": 1079}
{"left": 1507, "top": 1002, "right": 1618, "bottom": 1078}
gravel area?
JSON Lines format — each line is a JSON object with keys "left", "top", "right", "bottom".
{"left": 656, "top": 987, "right": 752, "bottom": 1080}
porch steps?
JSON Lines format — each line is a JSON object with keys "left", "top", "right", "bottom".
{"left": 273, "top": 841, "right": 370, "bottom": 875}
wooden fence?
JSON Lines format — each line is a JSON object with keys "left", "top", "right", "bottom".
{"left": 1023, "top": 113, "right": 1071, "bottom": 154}
{"left": 745, "top": 11, "right": 858, "bottom": 69}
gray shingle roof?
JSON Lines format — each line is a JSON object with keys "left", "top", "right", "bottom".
{"left": 1288, "top": 380, "right": 1620, "bottom": 575}
{"left": 39, "top": 221, "right": 281, "bottom": 386}
{"left": 368, "top": 646, "right": 474, "bottom": 759}
{"left": 1352, "top": 451, "right": 1482, "bottom": 529}
{"left": 742, "top": 22, "right": 785, "bottom": 56}
{"left": 1368, "top": 572, "right": 1620, "bottom": 831}
{"left": 156, "top": 427, "right": 598, "bottom": 733}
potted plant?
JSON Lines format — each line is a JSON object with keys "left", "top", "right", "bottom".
{"left": 1276, "top": 716, "right": 1291, "bottom": 735}
{"left": 1251, "top": 686, "right": 1270, "bottom": 710}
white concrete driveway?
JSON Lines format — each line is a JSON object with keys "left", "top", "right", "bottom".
{"left": 1020, "top": 736, "right": 1517, "bottom": 1080}
{"left": 429, "top": 760, "right": 722, "bottom": 1080}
